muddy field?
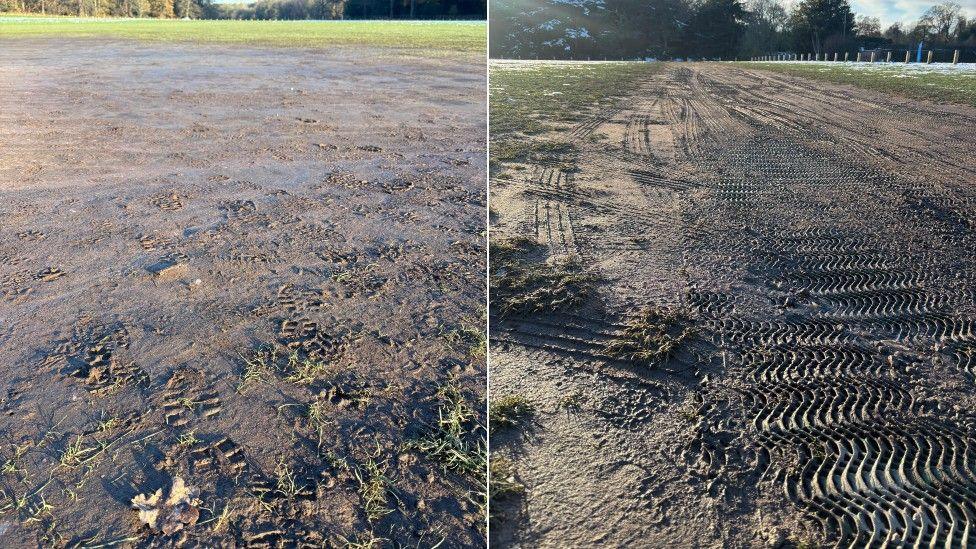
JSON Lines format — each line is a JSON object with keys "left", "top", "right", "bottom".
{"left": 489, "top": 62, "right": 976, "bottom": 546}
{"left": 0, "top": 40, "right": 485, "bottom": 546}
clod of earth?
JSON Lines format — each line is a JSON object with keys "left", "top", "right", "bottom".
{"left": 131, "top": 476, "right": 201, "bottom": 536}
{"left": 148, "top": 260, "right": 189, "bottom": 281}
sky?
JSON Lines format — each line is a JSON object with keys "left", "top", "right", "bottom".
{"left": 849, "top": 0, "right": 976, "bottom": 26}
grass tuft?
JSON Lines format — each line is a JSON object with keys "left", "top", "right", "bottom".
{"left": 284, "top": 351, "right": 329, "bottom": 385}
{"left": 488, "top": 455, "right": 523, "bottom": 503}
{"left": 489, "top": 395, "right": 535, "bottom": 433}
{"left": 354, "top": 457, "right": 393, "bottom": 523}
{"left": 307, "top": 400, "right": 331, "bottom": 450}
{"left": 238, "top": 347, "right": 273, "bottom": 393}
{"left": 410, "top": 383, "right": 487, "bottom": 483}
{"left": 603, "top": 307, "right": 694, "bottom": 367}
{"left": 490, "top": 248, "right": 595, "bottom": 318}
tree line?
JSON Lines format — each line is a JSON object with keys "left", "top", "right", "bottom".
{"left": 490, "top": 0, "right": 976, "bottom": 60}
{"left": 0, "top": 0, "right": 484, "bottom": 19}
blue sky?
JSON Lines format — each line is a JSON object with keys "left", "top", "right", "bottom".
{"left": 849, "top": 0, "right": 976, "bottom": 26}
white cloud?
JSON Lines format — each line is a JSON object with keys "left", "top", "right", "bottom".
{"left": 851, "top": 0, "right": 976, "bottom": 27}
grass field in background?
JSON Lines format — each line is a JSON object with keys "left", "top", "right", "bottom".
{"left": 743, "top": 62, "right": 976, "bottom": 108}
{"left": 490, "top": 61, "right": 660, "bottom": 165}
{"left": 0, "top": 16, "right": 485, "bottom": 52}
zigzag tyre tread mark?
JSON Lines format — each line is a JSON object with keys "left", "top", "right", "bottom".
{"left": 769, "top": 418, "right": 976, "bottom": 548}
{"left": 740, "top": 343, "right": 888, "bottom": 383}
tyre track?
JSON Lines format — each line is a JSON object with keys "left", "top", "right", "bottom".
{"left": 677, "top": 64, "right": 976, "bottom": 547}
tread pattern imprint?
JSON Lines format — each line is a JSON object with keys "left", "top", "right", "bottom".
{"left": 489, "top": 62, "right": 976, "bottom": 547}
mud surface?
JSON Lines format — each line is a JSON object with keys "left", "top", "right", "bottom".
{"left": 489, "top": 63, "right": 976, "bottom": 546}
{"left": 0, "top": 40, "right": 485, "bottom": 546}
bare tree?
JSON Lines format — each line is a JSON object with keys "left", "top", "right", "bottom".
{"left": 855, "top": 15, "right": 880, "bottom": 38}
{"left": 921, "top": 1, "right": 962, "bottom": 43}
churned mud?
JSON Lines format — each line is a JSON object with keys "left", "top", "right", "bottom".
{"left": 489, "top": 62, "right": 976, "bottom": 547}
{"left": 0, "top": 40, "right": 486, "bottom": 546}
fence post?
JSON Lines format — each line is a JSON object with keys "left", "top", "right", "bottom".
{"left": 905, "top": 50, "right": 910, "bottom": 63}
{"left": 856, "top": 52, "right": 861, "bottom": 62}
{"left": 886, "top": 51, "right": 892, "bottom": 63}
{"left": 870, "top": 51, "right": 876, "bottom": 63}
{"left": 953, "top": 49, "right": 959, "bottom": 64}
{"left": 844, "top": 52, "right": 849, "bottom": 62}
{"left": 833, "top": 52, "right": 838, "bottom": 62}
{"left": 927, "top": 50, "right": 933, "bottom": 64}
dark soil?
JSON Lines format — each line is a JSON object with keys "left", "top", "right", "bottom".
{"left": 0, "top": 39, "right": 486, "bottom": 547}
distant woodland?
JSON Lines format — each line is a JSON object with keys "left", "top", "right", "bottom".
{"left": 0, "top": 0, "right": 485, "bottom": 19}
{"left": 490, "top": 0, "right": 976, "bottom": 60}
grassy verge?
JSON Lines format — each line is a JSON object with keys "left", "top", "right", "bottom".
{"left": 489, "top": 61, "right": 661, "bottom": 165}
{"left": 0, "top": 16, "right": 485, "bottom": 52}
{"left": 742, "top": 62, "right": 976, "bottom": 108}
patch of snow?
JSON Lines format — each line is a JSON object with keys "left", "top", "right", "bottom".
{"left": 749, "top": 60, "right": 976, "bottom": 75}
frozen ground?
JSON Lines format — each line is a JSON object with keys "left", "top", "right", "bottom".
{"left": 0, "top": 38, "right": 486, "bottom": 546}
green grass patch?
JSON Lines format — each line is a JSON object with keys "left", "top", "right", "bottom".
{"left": 491, "top": 139, "right": 577, "bottom": 163}
{"left": 490, "top": 62, "right": 661, "bottom": 139}
{"left": 0, "top": 17, "right": 485, "bottom": 53}
{"left": 742, "top": 62, "right": 976, "bottom": 108}
{"left": 489, "top": 62, "right": 659, "bottom": 172}
{"left": 410, "top": 383, "right": 486, "bottom": 482}
{"left": 354, "top": 457, "right": 393, "bottom": 523}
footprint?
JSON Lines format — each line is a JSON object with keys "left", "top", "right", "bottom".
{"left": 16, "top": 229, "right": 45, "bottom": 241}
{"left": 188, "top": 436, "right": 247, "bottom": 477}
{"left": 161, "top": 369, "right": 222, "bottom": 427}
{"left": 151, "top": 193, "right": 184, "bottom": 211}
